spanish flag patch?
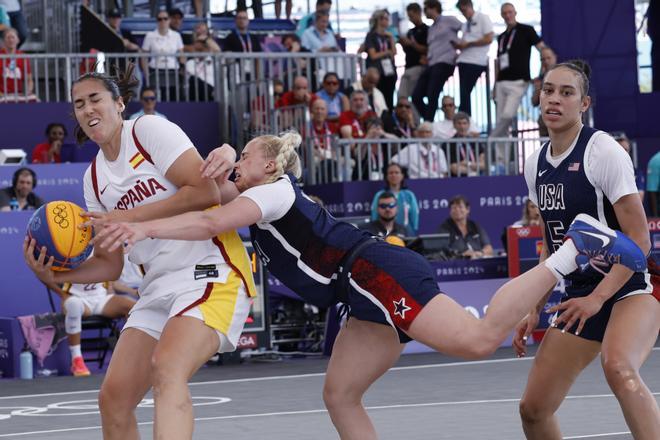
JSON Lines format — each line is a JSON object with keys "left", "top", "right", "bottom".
{"left": 129, "top": 152, "right": 146, "bottom": 169}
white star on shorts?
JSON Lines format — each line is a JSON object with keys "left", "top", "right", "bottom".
{"left": 393, "top": 297, "right": 412, "bottom": 319}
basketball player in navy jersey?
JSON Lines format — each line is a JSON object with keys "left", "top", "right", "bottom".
{"left": 90, "top": 131, "right": 648, "bottom": 439}
{"left": 513, "top": 61, "right": 660, "bottom": 439}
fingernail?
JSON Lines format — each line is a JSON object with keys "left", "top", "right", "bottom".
{"left": 522, "top": 336, "right": 528, "bottom": 341}
{"left": 561, "top": 329, "right": 565, "bottom": 333}
{"left": 575, "top": 331, "right": 579, "bottom": 336}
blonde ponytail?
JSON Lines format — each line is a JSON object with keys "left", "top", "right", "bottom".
{"left": 255, "top": 131, "right": 303, "bottom": 183}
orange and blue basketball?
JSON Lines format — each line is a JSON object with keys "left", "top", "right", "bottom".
{"left": 26, "top": 201, "right": 93, "bottom": 272}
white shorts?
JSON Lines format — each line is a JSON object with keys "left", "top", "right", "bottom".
{"left": 123, "top": 270, "right": 251, "bottom": 353}
{"left": 79, "top": 294, "right": 115, "bottom": 316}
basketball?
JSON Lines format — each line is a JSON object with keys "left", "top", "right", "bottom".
{"left": 26, "top": 201, "right": 93, "bottom": 272}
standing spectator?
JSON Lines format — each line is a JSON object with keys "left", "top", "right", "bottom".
{"left": 391, "top": 122, "right": 448, "bottom": 178}
{"left": 437, "top": 195, "right": 493, "bottom": 258}
{"left": 140, "top": 10, "right": 185, "bottom": 101}
{"left": 364, "top": 9, "right": 397, "bottom": 110}
{"left": 614, "top": 133, "right": 645, "bottom": 201}
{"left": 183, "top": 21, "right": 221, "bottom": 53}
{"left": 223, "top": 9, "right": 262, "bottom": 53}
{"left": 168, "top": 8, "right": 193, "bottom": 45}
{"left": 0, "top": 0, "right": 27, "bottom": 47}
{"left": 316, "top": 72, "right": 349, "bottom": 122}
{"left": 0, "top": 28, "right": 34, "bottom": 100}
{"left": 362, "top": 191, "right": 413, "bottom": 239}
{"left": 446, "top": 111, "right": 486, "bottom": 176}
{"left": 370, "top": 163, "right": 420, "bottom": 234}
{"left": 32, "top": 123, "right": 67, "bottom": 164}
{"left": 274, "top": 0, "right": 293, "bottom": 20}
{"left": 349, "top": 67, "right": 388, "bottom": 117}
{"left": 648, "top": 150, "right": 660, "bottom": 217}
{"left": 296, "top": 0, "right": 333, "bottom": 38}
{"left": 531, "top": 46, "right": 557, "bottom": 136}
{"left": 398, "top": 3, "right": 428, "bottom": 101}
{"left": 432, "top": 95, "right": 479, "bottom": 138}
{"left": 275, "top": 76, "right": 318, "bottom": 108}
{"left": 310, "top": 99, "right": 339, "bottom": 182}
{"left": 0, "top": 167, "right": 44, "bottom": 211}
{"left": 301, "top": 11, "right": 337, "bottom": 53}
{"left": 184, "top": 21, "right": 221, "bottom": 101}
{"left": 491, "top": 2, "right": 545, "bottom": 138}
{"left": 453, "top": 0, "right": 494, "bottom": 116}
{"left": 130, "top": 86, "right": 168, "bottom": 120}
{"left": 106, "top": 8, "right": 141, "bottom": 53}
{"left": 339, "top": 90, "right": 378, "bottom": 139}
{"left": 382, "top": 96, "right": 416, "bottom": 138}
{"left": 412, "top": 0, "right": 461, "bottom": 122}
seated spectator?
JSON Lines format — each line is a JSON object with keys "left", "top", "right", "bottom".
{"left": 32, "top": 123, "right": 68, "bottom": 164}
{"left": 184, "top": 21, "right": 221, "bottom": 53}
{"left": 106, "top": 8, "right": 140, "bottom": 53}
{"left": 438, "top": 195, "right": 493, "bottom": 259}
{"left": 0, "top": 167, "right": 44, "bottom": 211}
{"left": 338, "top": 90, "right": 377, "bottom": 139}
{"left": 361, "top": 191, "right": 412, "bottom": 239}
{"left": 301, "top": 11, "right": 338, "bottom": 53}
{"left": 445, "top": 112, "right": 486, "bottom": 177}
{"left": 46, "top": 278, "right": 135, "bottom": 376}
{"left": 281, "top": 33, "right": 315, "bottom": 85}
{"left": 432, "top": 95, "right": 479, "bottom": 139}
{"left": 140, "top": 11, "right": 185, "bottom": 101}
{"left": 223, "top": 9, "right": 262, "bottom": 53}
{"left": 391, "top": 122, "right": 448, "bottom": 178}
{"left": 353, "top": 117, "right": 397, "bottom": 180}
{"left": 513, "top": 199, "right": 541, "bottom": 226}
{"left": 316, "top": 72, "right": 349, "bottom": 122}
{"left": 382, "top": 96, "right": 416, "bottom": 138}
{"left": 130, "top": 87, "right": 168, "bottom": 120}
{"left": 310, "top": 99, "right": 339, "bottom": 181}
{"left": 613, "top": 132, "right": 645, "bottom": 201}
{"left": 275, "top": 75, "right": 318, "bottom": 108}
{"left": 296, "top": 0, "right": 334, "bottom": 38}
{"left": 348, "top": 67, "right": 388, "bottom": 117}
{"left": 0, "top": 28, "right": 35, "bottom": 100}
{"left": 647, "top": 150, "right": 660, "bottom": 217}
{"left": 185, "top": 22, "right": 221, "bottom": 101}
{"left": 370, "top": 163, "right": 419, "bottom": 234}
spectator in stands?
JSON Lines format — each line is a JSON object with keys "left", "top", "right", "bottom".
{"left": 339, "top": 90, "right": 378, "bottom": 140}
{"left": 364, "top": 9, "right": 397, "bottom": 110}
{"left": 349, "top": 67, "right": 387, "bottom": 117}
{"left": 0, "top": 167, "right": 44, "bottom": 211}
{"left": 438, "top": 194, "right": 493, "bottom": 258}
{"left": 370, "top": 163, "right": 419, "bottom": 234}
{"left": 614, "top": 132, "right": 645, "bottom": 201}
{"left": 310, "top": 99, "right": 339, "bottom": 182}
{"left": 223, "top": 9, "right": 262, "bottom": 53}
{"left": 446, "top": 111, "right": 486, "bottom": 177}
{"left": 382, "top": 96, "right": 416, "bottom": 138}
{"left": 0, "top": 0, "right": 27, "bottom": 47}
{"left": 280, "top": 33, "right": 314, "bottom": 81}
{"left": 491, "top": 3, "right": 545, "bottom": 138}
{"left": 453, "top": 0, "right": 494, "bottom": 116}
{"left": 168, "top": 8, "right": 193, "bottom": 45}
{"left": 316, "top": 72, "right": 348, "bottom": 122}
{"left": 274, "top": 0, "right": 293, "bottom": 20}
{"left": 275, "top": 75, "right": 318, "bottom": 108}
{"left": 353, "top": 116, "right": 397, "bottom": 180}
{"left": 432, "top": 95, "right": 479, "bottom": 138}
{"left": 301, "top": 11, "right": 338, "bottom": 53}
{"left": 362, "top": 191, "right": 413, "bottom": 239}
{"left": 513, "top": 199, "right": 541, "bottom": 226}
{"left": 140, "top": 10, "right": 185, "bottom": 101}
{"left": 0, "top": 28, "right": 34, "bottom": 99}
{"left": 106, "top": 8, "right": 141, "bottom": 53}
{"left": 130, "top": 86, "right": 168, "bottom": 120}
{"left": 647, "top": 150, "right": 660, "bottom": 217}
{"left": 296, "top": 0, "right": 334, "bottom": 38}
{"left": 398, "top": 3, "right": 428, "bottom": 103}
{"left": 32, "top": 123, "right": 67, "bottom": 164}
{"left": 391, "top": 122, "right": 448, "bottom": 178}
{"left": 412, "top": 0, "right": 461, "bottom": 122}
{"left": 531, "top": 46, "right": 557, "bottom": 136}
{"left": 184, "top": 22, "right": 221, "bottom": 101}
{"left": 184, "top": 21, "right": 221, "bottom": 53}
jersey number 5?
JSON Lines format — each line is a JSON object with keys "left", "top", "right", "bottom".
{"left": 546, "top": 220, "right": 566, "bottom": 252}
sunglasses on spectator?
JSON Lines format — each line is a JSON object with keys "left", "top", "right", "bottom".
{"left": 142, "top": 96, "right": 157, "bottom": 101}
{"left": 378, "top": 202, "right": 397, "bottom": 209}
{"left": 157, "top": 16, "right": 169, "bottom": 21}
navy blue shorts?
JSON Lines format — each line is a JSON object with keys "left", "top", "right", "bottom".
{"left": 345, "top": 241, "right": 441, "bottom": 343}
{"left": 556, "top": 272, "right": 653, "bottom": 342}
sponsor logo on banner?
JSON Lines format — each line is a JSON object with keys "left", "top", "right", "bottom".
{"left": 237, "top": 333, "right": 258, "bottom": 349}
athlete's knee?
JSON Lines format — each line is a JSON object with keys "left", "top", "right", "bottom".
{"left": 150, "top": 352, "right": 187, "bottom": 396}
{"left": 99, "top": 378, "right": 135, "bottom": 416}
{"left": 323, "top": 381, "right": 361, "bottom": 411}
{"left": 519, "top": 396, "right": 551, "bottom": 425}
{"left": 601, "top": 356, "right": 641, "bottom": 394}
{"left": 63, "top": 297, "right": 84, "bottom": 334}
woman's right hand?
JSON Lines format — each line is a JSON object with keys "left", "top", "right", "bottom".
{"left": 23, "top": 237, "right": 56, "bottom": 285}
{"left": 512, "top": 312, "right": 539, "bottom": 357}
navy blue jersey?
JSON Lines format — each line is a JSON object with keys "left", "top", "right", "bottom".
{"left": 249, "top": 175, "right": 374, "bottom": 308}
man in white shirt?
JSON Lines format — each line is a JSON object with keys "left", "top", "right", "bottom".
{"left": 350, "top": 67, "right": 388, "bottom": 117}
{"left": 453, "top": 0, "right": 493, "bottom": 116}
{"left": 391, "top": 122, "right": 448, "bottom": 178}
{"left": 432, "top": 95, "right": 480, "bottom": 138}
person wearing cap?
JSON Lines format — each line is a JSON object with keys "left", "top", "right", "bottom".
{"left": 168, "top": 8, "right": 194, "bottom": 45}
{"left": 106, "top": 8, "right": 140, "bottom": 52}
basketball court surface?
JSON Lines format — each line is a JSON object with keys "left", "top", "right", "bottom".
{"left": 1, "top": 345, "right": 658, "bottom": 439}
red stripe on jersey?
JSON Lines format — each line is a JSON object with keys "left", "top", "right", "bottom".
{"left": 91, "top": 159, "right": 100, "bottom": 203}
{"left": 212, "top": 237, "right": 254, "bottom": 298}
{"left": 129, "top": 152, "right": 141, "bottom": 163}
{"left": 131, "top": 116, "right": 154, "bottom": 165}
{"left": 176, "top": 283, "right": 213, "bottom": 317}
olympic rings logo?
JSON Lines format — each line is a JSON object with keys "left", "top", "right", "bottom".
{"left": 51, "top": 204, "right": 70, "bottom": 229}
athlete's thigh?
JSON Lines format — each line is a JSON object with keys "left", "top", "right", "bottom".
{"left": 101, "top": 295, "right": 136, "bottom": 319}
{"left": 102, "top": 328, "right": 158, "bottom": 402}
{"left": 325, "top": 318, "right": 404, "bottom": 395}
{"left": 601, "top": 295, "right": 660, "bottom": 368}
{"left": 521, "top": 328, "right": 600, "bottom": 410}
{"left": 154, "top": 316, "right": 220, "bottom": 379}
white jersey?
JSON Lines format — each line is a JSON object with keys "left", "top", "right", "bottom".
{"left": 83, "top": 116, "right": 256, "bottom": 302}
{"left": 63, "top": 281, "right": 109, "bottom": 302}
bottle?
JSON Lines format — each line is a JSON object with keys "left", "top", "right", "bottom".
{"left": 20, "top": 344, "right": 33, "bottom": 379}
{"left": 9, "top": 197, "right": 19, "bottom": 211}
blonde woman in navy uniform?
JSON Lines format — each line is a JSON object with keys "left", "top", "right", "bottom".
{"left": 91, "top": 130, "right": 647, "bottom": 439}
{"left": 514, "top": 61, "right": 659, "bottom": 439}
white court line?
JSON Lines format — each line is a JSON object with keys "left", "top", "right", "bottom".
{"left": 0, "top": 393, "right": 657, "bottom": 438}
{"left": 563, "top": 432, "right": 631, "bottom": 439}
{"left": 2, "top": 347, "right": 659, "bottom": 401}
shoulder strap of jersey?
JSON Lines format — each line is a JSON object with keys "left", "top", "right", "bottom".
{"left": 90, "top": 158, "right": 101, "bottom": 204}
{"left": 131, "top": 115, "right": 154, "bottom": 165}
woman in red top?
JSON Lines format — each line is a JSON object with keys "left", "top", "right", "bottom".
{"left": 32, "top": 123, "right": 67, "bottom": 164}
{"left": 0, "top": 28, "right": 34, "bottom": 98}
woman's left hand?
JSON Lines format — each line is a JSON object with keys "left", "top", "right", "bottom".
{"left": 90, "top": 222, "right": 148, "bottom": 253}
{"left": 547, "top": 296, "right": 605, "bottom": 336}
{"left": 80, "top": 210, "right": 125, "bottom": 230}
{"left": 201, "top": 144, "right": 237, "bottom": 182}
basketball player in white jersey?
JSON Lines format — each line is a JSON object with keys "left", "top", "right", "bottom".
{"left": 24, "top": 64, "right": 256, "bottom": 440}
